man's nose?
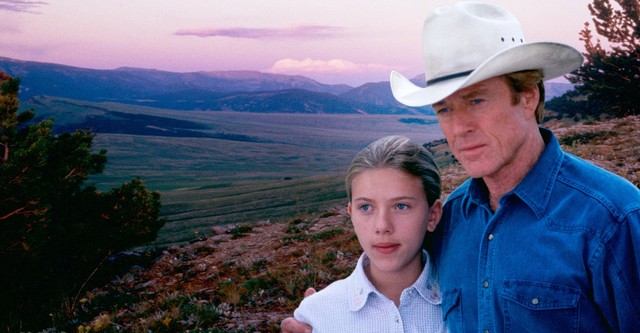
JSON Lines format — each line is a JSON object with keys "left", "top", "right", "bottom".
{"left": 450, "top": 106, "right": 475, "bottom": 136}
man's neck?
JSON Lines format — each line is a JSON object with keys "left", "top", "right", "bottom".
{"left": 484, "top": 129, "right": 546, "bottom": 211}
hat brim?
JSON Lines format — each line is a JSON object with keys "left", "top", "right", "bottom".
{"left": 391, "top": 42, "right": 584, "bottom": 107}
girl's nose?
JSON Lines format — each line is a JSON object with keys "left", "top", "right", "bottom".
{"left": 374, "top": 210, "right": 392, "bottom": 234}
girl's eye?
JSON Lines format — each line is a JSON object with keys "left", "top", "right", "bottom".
{"left": 359, "top": 204, "right": 372, "bottom": 212}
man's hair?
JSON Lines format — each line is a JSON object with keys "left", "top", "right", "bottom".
{"left": 504, "top": 70, "right": 546, "bottom": 123}
{"left": 345, "top": 135, "right": 441, "bottom": 206}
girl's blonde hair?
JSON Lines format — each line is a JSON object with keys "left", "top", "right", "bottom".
{"left": 345, "top": 135, "right": 441, "bottom": 206}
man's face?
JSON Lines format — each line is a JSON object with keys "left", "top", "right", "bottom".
{"left": 432, "top": 76, "right": 538, "bottom": 180}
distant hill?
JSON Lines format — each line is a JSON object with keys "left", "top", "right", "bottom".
{"left": 544, "top": 81, "right": 574, "bottom": 100}
{"left": 0, "top": 56, "right": 430, "bottom": 115}
{"left": 0, "top": 56, "right": 572, "bottom": 115}
{"left": 339, "top": 81, "right": 434, "bottom": 114}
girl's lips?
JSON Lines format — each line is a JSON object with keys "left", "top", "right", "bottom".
{"left": 373, "top": 243, "right": 400, "bottom": 255}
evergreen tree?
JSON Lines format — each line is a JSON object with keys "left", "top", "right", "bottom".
{"left": 0, "top": 73, "right": 165, "bottom": 331}
{"left": 567, "top": 0, "right": 640, "bottom": 116}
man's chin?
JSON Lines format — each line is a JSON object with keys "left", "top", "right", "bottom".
{"left": 458, "top": 161, "right": 491, "bottom": 179}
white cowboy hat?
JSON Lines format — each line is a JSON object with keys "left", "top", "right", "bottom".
{"left": 390, "top": 1, "right": 584, "bottom": 107}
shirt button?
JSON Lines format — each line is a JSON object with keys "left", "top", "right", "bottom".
{"left": 488, "top": 234, "right": 494, "bottom": 240}
{"left": 483, "top": 281, "right": 489, "bottom": 288}
{"left": 531, "top": 298, "right": 539, "bottom": 305}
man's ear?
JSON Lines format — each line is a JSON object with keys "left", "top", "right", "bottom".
{"left": 427, "top": 199, "right": 443, "bottom": 232}
{"left": 522, "top": 86, "right": 540, "bottom": 118}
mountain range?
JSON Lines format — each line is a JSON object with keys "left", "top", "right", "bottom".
{"left": 0, "top": 56, "right": 573, "bottom": 115}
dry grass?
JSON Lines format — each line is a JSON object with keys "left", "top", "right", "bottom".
{"left": 548, "top": 115, "right": 640, "bottom": 187}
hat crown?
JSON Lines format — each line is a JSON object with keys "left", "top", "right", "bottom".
{"left": 423, "top": 1, "right": 526, "bottom": 83}
{"left": 390, "top": 1, "right": 583, "bottom": 107}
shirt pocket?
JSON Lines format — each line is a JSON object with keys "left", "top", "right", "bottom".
{"left": 442, "top": 288, "right": 463, "bottom": 332}
{"left": 500, "top": 280, "right": 580, "bottom": 333}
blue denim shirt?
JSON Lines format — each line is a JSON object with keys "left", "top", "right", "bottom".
{"left": 432, "top": 128, "right": 640, "bottom": 332}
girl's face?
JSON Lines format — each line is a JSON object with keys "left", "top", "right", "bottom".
{"left": 348, "top": 167, "right": 442, "bottom": 282}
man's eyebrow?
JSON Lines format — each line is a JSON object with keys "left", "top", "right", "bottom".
{"left": 432, "top": 87, "right": 491, "bottom": 108}
{"left": 460, "top": 87, "right": 489, "bottom": 99}
{"left": 432, "top": 100, "right": 446, "bottom": 108}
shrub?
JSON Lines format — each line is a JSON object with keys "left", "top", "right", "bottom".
{"left": 311, "top": 228, "right": 345, "bottom": 241}
{"left": 229, "top": 225, "right": 253, "bottom": 239}
{"left": 0, "top": 73, "right": 165, "bottom": 331}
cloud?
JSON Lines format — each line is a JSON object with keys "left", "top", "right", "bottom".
{"left": 175, "top": 25, "right": 345, "bottom": 39}
{"left": 0, "top": 0, "right": 47, "bottom": 13}
{"left": 268, "top": 58, "right": 390, "bottom": 75}
{"left": 267, "top": 58, "right": 396, "bottom": 85}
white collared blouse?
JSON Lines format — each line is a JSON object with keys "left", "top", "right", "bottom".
{"left": 294, "top": 250, "right": 447, "bottom": 333}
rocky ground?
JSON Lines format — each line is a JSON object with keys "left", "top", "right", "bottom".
{"left": 69, "top": 115, "right": 640, "bottom": 332}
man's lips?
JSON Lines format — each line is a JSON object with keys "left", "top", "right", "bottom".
{"left": 456, "top": 143, "right": 485, "bottom": 157}
{"left": 457, "top": 143, "right": 484, "bottom": 152}
{"left": 373, "top": 243, "right": 400, "bottom": 254}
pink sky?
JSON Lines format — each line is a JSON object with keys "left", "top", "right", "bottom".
{"left": 0, "top": 0, "right": 593, "bottom": 86}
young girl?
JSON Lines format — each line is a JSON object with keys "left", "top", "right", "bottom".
{"left": 293, "top": 135, "right": 446, "bottom": 332}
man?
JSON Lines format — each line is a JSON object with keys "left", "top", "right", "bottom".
{"left": 282, "top": 1, "right": 640, "bottom": 332}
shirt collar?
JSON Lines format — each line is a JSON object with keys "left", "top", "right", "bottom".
{"left": 413, "top": 250, "right": 442, "bottom": 305}
{"left": 463, "top": 128, "right": 563, "bottom": 218}
{"left": 513, "top": 128, "right": 563, "bottom": 218}
{"left": 347, "top": 250, "right": 442, "bottom": 312}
